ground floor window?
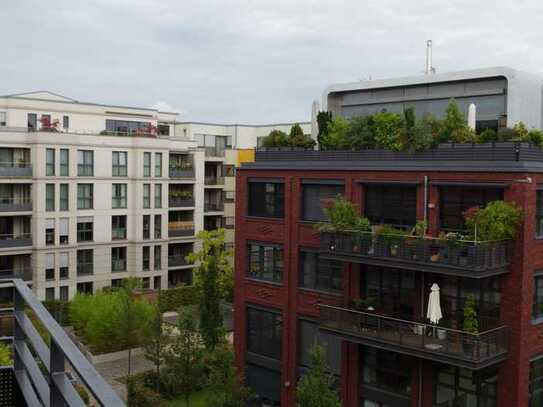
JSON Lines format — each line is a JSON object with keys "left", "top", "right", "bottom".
{"left": 246, "top": 363, "right": 281, "bottom": 406}
{"left": 360, "top": 346, "right": 413, "bottom": 397}
{"left": 530, "top": 355, "right": 543, "bottom": 407}
{"left": 434, "top": 365, "right": 497, "bottom": 407}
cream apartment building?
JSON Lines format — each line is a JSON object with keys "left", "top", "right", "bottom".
{"left": 0, "top": 91, "right": 310, "bottom": 300}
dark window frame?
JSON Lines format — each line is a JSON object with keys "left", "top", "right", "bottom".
{"left": 298, "top": 249, "right": 343, "bottom": 293}
{"left": 247, "top": 242, "right": 283, "bottom": 283}
{"left": 364, "top": 184, "right": 417, "bottom": 229}
{"left": 301, "top": 182, "right": 344, "bottom": 222}
{"left": 247, "top": 180, "right": 285, "bottom": 219}
{"left": 77, "top": 184, "right": 94, "bottom": 209}
{"left": 530, "top": 355, "right": 543, "bottom": 407}
{"left": 77, "top": 221, "right": 93, "bottom": 242}
{"left": 533, "top": 273, "right": 543, "bottom": 322}
{"left": 112, "top": 151, "right": 128, "bottom": 177}
{"left": 77, "top": 150, "right": 94, "bottom": 176}
{"left": 246, "top": 305, "right": 282, "bottom": 360}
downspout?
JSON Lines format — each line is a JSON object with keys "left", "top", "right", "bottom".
{"left": 419, "top": 175, "right": 429, "bottom": 407}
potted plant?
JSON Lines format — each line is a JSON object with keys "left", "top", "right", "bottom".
{"left": 375, "top": 225, "right": 407, "bottom": 257}
{"left": 407, "top": 220, "right": 426, "bottom": 260}
{"left": 462, "top": 295, "right": 479, "bottom": 355}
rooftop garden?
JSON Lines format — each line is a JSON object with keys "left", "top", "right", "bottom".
{"left": 260, "top": 123, "right": 316, "bottom": 148}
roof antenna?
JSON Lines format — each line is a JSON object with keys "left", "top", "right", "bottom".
{"left": 426, "top": 40, "right": 436, "bottom": 75}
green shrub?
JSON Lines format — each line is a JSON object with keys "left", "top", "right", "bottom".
{"left": 463, "top": 295, "right": 479, "bottom": 334}
{"left": 261, "top": 130, "right": 288, "bottom": 147}
{"left": 320, "top": 117, "right": 351, "bottom": 150}
{"left": 43, "top": 300, "right": 71, "bottom": 326}
{"left": 524, "top": 129, "right": 543, "bottom": 147}
{"left": 497, "top": 127, "right": 516, "bottom": 141}
{"left": 288, "top": 124, "right": 315, "bottom": 148}
{"left": 464, "top": 200, "right": 522, "bottom": 241}
{"left": 318, "top": 196, "right": 370, "bottom": 233}
{"left": 75, "top": 384, "right": 91, "bottom": 406}
{"left": 438, "top": 99, "right": 467, "bottom": 143}
{"left": 477, "top": 128, "right": 497, "bottom": 143}
{"left": 372, "top": 112, "right": 403, "bottom": 150}
{"left": 513, "top": 122, "right": 529, "bottom": 139}
{"left": 127, "top": 378, "right": 163, "bottom": 407}
{"left": 0, "top": 342, "right": 12, "bottom": 366}
{"left": 346, "top": 115, "right": 375, "bottom": 149}
{"left": 158, "top": 285, "right": 199, "bottom": 313}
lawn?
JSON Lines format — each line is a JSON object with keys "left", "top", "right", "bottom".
{"left": 163, "top": 390, "right": 211, "bottom": 407}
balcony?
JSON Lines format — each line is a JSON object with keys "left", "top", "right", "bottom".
{"left": 111, "top": 259, "right": 126, "bottom": 273}
{"left": 77, "top": 263, "right": 93, "bottom": 276}
{"left": 0, "top": 233, "right": 32, "bottom": 249}
{"left": 0, "top": 279, "right": 123, "bottom": 406}
{"left": 169, "top": 167, "right": 195, "bottom": 178}
{"left": 0, "top": 198, "right": 31, "bottom": 212}
{"left": 204, "top": 176, "right": 225, "bottom": 186}
{"left": 204, "top": 202, "right": 224, "bottom": 212}
{"left": 0, "top": 268, "right": 31, "bottom": 280}
{"left": 168, "top": 255, "right": 193, "bottom": 268}
{"left": 319, "top": 304, "right": 508, "bottom": 370}
{"left": 0, "top": 162, "right": 32, "bottom": 177}
{"left": 320, "top": 232, "right": 510, "bottom": 278}
{"left": 168, "top": 197, "right": 195, "bottom": 208}
{"left": 204, "top": 146, "right": 225, "bottom": 158}
{"left": 168, "top": 221, "right": 195, "bottom": 237}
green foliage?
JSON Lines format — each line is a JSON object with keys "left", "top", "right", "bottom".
{"left": 439, "top": 99, "right": 467, "bottom": 143}
{"left": 43, "top": 300, "right": 71, "bottom": 325}
{"left": 523, "top": 129, "right": 543, "bottom": 147}
{"left": 372, "top": 112, "right": 403, "bottom": 150}
{"left": 346, "top": 116, "right": 375, "bottom": 150}
{"left": 261, "top": 130, "right": 289, "bottom": 147}
{"left": 320, "top": 117, "right": 350, "bottom": 150}
{"left": 0, "top": 342, "right": 12, "bottom": 366}
{"left": 465, "top": 200, "right": 522, "bottom": 241}
{"left": 477, "top": 128, "right": 497, "bottom": 143}
{"left": 375, "top": 224, "right": 408, "bottom": 246}
{"left": 203, "top": 344, "right": 250, "bottom": 407}
{"left": 287, "top": 123, "right": 315, "bottom": 148}
{"left": 463, "top": 295, "right": 479, "bottom": 334}
{"left": 513, "top": 122, "right": 529, "bottom": 139}
{"left": 317, "top": 196, "right": 370, "bottom": 233}
{"left": 412, "top": 220, "right": 427, "bottom": 237}
{"left": 496, "top": 127, "right": 516, "bottom": 141}
{"left": 158, "top": 285, "right": 199, "bottom": 313}
{"left": 317, "top": 111, "right": 333, "bottom": 148}
{"left": 296, "top": 344, "right": 341, "bottom": 407}
{"left": 127, "top": 378, "right": 163, "bottom": 407}
{"left": 75, "top": 384, "right": 91, "bottom": 406}
{"left": 143, "top": 305, "right": 171, "bottom": 391}
{"left": 404, "top": 115, "right": 436, "bottom": 152}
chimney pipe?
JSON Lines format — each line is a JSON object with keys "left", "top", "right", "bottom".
{"left": 426, "top": 40, "right": 434, "bottom": 75}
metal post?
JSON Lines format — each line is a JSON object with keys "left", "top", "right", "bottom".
{"left": 50, "top": 339, "right": 65, "bottom": 406}
{"left": 13, "top": 289, "right": 24, "bottom": 375}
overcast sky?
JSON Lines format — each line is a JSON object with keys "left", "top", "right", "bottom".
{"left": 3, "top": 1, "right": 543, "bottom": 123}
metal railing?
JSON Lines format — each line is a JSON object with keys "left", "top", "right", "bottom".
{"left": 204, "top": 202, "right": 224, "bottom": 212}
{"left": 0, "top": 125, "right": 159, "bottom": 140}
{"left": 204, "top": 176, "right": 225, "bottom": 185}
{"left": 167, "top": 255, "right": 193, "bottom": 267}
{"left": 0, "top": 198, "right": 32, "bottom": 212}
{"left": 169, "top": 167, "right": 195, "bottom": 178}
{"left": 204, "top": 146, "right": 226, "bottom": 157}
{"left": 168, "top": 221, "right": 195, "bottom": 237}
{"left": 319, "top": 304, "right": 508, "bottom": 367}
{"left": 112, "top": 228, "right": 127, "bottom": 240}
{"left": 0, "top": 162, "right": 32, "bottom": 177}
{"left": 0, "top": 233, "right": 32, "bottom": 249}
{"left": 111, "top": 260, "right": 127, "bottom": 272}
{"left": 1, "top": 278, "right": 124, "bottom": 406}
{"left": 76, "top": 263, "right": 93, "bottom": 276}
{"left": 320, "top": 231, "right": 510, "bottom": 276}
{"left": 168, "top": 197, "right": 195, "bottom": 207}
{"left": 0, "top": 268, "right": 31, "bottom": 280}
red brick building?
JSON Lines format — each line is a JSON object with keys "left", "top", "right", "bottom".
{"left": 234, "top": 144, "right": 543, "bottom": 407}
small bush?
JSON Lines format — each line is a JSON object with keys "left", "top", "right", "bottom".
{"left": 43, "top": 300, "right": 71, "bottom": 326}
{"left": 477, "top": 128, "right": 497, "bottom": 143}
{"left": 75, "top": 384, "right": 91, "bottom": 406}
{"left": 261, "top": 130, "right": 288, "bottom": 147}
{"left": 158, "top": 285, "right": 199, "bottom": 313}
{"left": 464, "top": 200, "right": 522, "bottom": 241}
{"left": 0, "top": 342, "right": 12, "bottom": 366}
{"left": 318, "top": 196, "right": 370, "bottom": 233}
{"left": 127, "top": 378, "right": 163, "bottom": 407}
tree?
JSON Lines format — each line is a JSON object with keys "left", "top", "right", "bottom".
{"left": 316, "top": 111, "right": 333, "bottom": 149}
{"left": 163, "top": 307, "right": 203, "bottom": 405}
{"left": 346, "top": 115, "right": 375, "bottom": 150}
{"left": 261, "top": 130, "right": 288, "bottom": 147}
{"left": 371, "top": 111, "right": 403, "bottom": 150}
{"left": 287, "top": 123, "right": 315, "bottom": 148}
{"left": 186, "top": 229, "right": 232, "bottom": 351}
{"left": 204, "top": 344, "right": 250, "bottom": 407}
{"left": 320, "top": 117, "right": 350, "bottom": 150}
{"left": 296, "top": 344, "right": 341, "bottom": 407}
{"left": 143, "top": 304, "right": 170, "bottom": 391}
{"left": 439, "top": 99, "right": 466, "bottom": 143}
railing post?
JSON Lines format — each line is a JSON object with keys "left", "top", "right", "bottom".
{"left": 13, "top": 288, "right": 24, "bottom": 374}
{"left": 50, "top": 339, "right": 65, "bottom": 406}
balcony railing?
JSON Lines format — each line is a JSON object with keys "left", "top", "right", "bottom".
{"left": 76, "top": 263, "right": 93, "bottom": 276}
{"left": 168, "top": 255, "right": 193, "bottom": 267}
{"left": 319, "top": 304, "right": 508, "bottom": 369}
{"left": 204, "top": 202, "right": 224, "bottom": 212}
{"left": 169, "top": 167, "right": 195, "bottom": 178}
{"left": 0, "top": 268, "right": 31, "bottom": 280}
{"left": 205, "top": 176, "right": 225, "bottom": 186}
{"left": 168, "top": 197, "right": 195, "bottom": 207}
{"left": 320, "top": 231, "right": 510, "bottom": 277}
{"left": 111, "top": 259, "right": 127, "bottom": 272}
{"left": 204, "top": 146, "right": 225, "bottom": 157}
{"left": 0, "top": 233, "right": 32, "bottom": 249}
{"left": 0, "top": 278, "right": 124, "bottom": 406}
{"left": 0, "top": 162, "right": 32, "bottom": 177}
{"left": 168, "top": 221, "right": 195, "bottom": 237}
{"left": 112, "top": 228, "right": 127, "bottom": 240}
{"left": 0, "top": 198, "right": 32, "bottom": 212}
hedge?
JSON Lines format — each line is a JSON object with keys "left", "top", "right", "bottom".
{"left": 158, "top": 285, "right": 199, "bottom": 313}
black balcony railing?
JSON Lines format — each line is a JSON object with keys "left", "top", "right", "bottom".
{"left": 0, "top": 233, "right": 32, "bottom": 249}
{"left": 168, "top": 197, "right": 195, "bottom": 207}
{"left": 204, "top": 146, "right": 225, "bottom": 157}
{"left": 319, "top": 304, "right": 508, "bottom": 369}
{"left": 0, "top": 162, "right": 32, "bottom": 177}
{"left": 0, "top": 198, "right": 32, "bottom": 212}
{"left": 204, "top": 176, "right": 225, "bottom": 185}
{"left": 168, "top": 221, "right": 195, "bottom": 237}
{"left": 169, "top": 167, "right": 195, "bottom": 178}
{"left": 0, "top": 278, "right": 124, "bottom": 406}
{"left": 320, "top": 232, "right": 510, "bottom": 278}
{"left": 168, "top": 255, "right": 193, "bottom": 267}
{"left": 204, "top": 202, "right": 224, "bottom": 212}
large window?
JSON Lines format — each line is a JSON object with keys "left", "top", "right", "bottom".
{"left": 439, "top": 186, "right": 503, "bottom": 231}
{"left": 154, "top": 245, "right": 162, "bottom": 270}
{"left": 46, "top": 184, "right": 55, "bottom": 211}
{"left": 365, "top": 184, "right": 417, "bottom": 228}
{"left": 111, "top": 247, "right": 127, "bottom": 272}
{"left": 143, "top": 152, "right": 151, "bottom": 177}
{"left": 77, "top": 249, "right": 93, "bottom": 276}
{"left": 27, "top": 113, "right": 37, "bottom": 131}
{"left": 77, "top": 150, "right": 94, "bottom": 176}
{"left": 77, "top": 184, "right": 93, "bottom": 209}
{"left": 46, "top": 148, "right": 55, "bottom": 176}
{"left": 246, "top": 364, "right": 281, "bottom": 407}
{"left": 533, "top": 275, "right": 543, "bottom": 321}
{"left": 155, "top": 184, "right": 162, "bottom": 208}
{"left": 530, "top": 356, "right": 543, "bottom": 407}
{"left": 142, "top": 246, "right": 150, "bottom": 271}
{"left": 77, "top": 218, "right": 93, "bottom": 242}
{"left": 361, "top": 347, "right": 413, "bottom": 397}
{"left": 299, "top": 250, "right": 342, "bottom": 293}
{"left": 106, "top": 119, "right": 150, "bottom": 134}
{"left": 112, "top": 151, "right": 127, "bottom": 177}
{"left": 434, "top": 365, "right": 497, "bottom": 407}
{"left": 60, "top": 149, "right": 69, "bottom": 176}
{"left": 247, "top": 242, "right": 283, "bottom": 283}
{"left": 155, "top": 153, "right": 162, "bottom": 177}
{"left": 248, "top": 180, "right": 285, "bottom": 218}
{"left": 299, "top": 319, "right": 342, "bottom": 376}
{"left": 302, "top": 182, "right": 344, "bottom": 222}
{"left": 154, "top": 215, "right": 162, "bottom": 239}
{"left": 143, "top": 184, "right": 151, "bottom": 208}
{"left": 59, "top": 184, "right": 69, "bottom": 211}
{"left": 112, "top": 184, "right": 127, "bottom": 208}
{"left": 112, "top": 215, "right": 127, "bottom": 240}
{"left": 143, "top": 215, "right": 150, "bottom": 240}
{"left": 45, "top": 219, "right": 55, "bottom": 245}
{"left": 246, "top": 306, "right": 282, "bottom": 360}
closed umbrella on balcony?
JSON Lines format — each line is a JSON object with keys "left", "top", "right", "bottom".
{"left": 427, "top": 283, "right": 442, "bottom": 325}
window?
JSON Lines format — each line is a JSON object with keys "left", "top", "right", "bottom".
{"left": 60, "top": 286, "right": 69, "bottom": 301}
{"left": 77, "top": 249, "right": 93, "bottom": 276}
{"left": 112, "top": 247, "right": 127, "bottom": 272}
{"left": 112, "top": 215, "right": 127, "bottom": 240}
{"left": 143, "top": 246, "right": 150, "bottom": 271}
{"left": 143, "top": 152, "right": 151, "bottom": 177}
{"left": 111, "top": 278, "right": 123, "bottom": 288}
{"left": 46, "top": 184, "right": 55, "bottom": 211}
{"left": 365, "top": 184, "right": 417, "bottom": 228}
{"left": 142, "top": 277, "right": 150, "bottom": 289}
{"left": 59, "top": 253, "right": 69, "bottom": 279}
{"left": 248, "top": 180, "right": 284, "bottom": 218}
{"left": 77, "top": 150, "right": 94, "bottom": 176}
{"left": 154, "top": 215, "right": 162, "bottom": 239}
{"left": 77, "top": 184, "right": 93, "bottom": 209}
{"left": 77, "top": 218, "right": 93, "bottom": 242}
{"left": 246, "top": 364, "right": 281, "bottom": 407}
{"left": 439, "top": 186, "right": 503, "bottom": 231}
{"left": 302, "top": 182, "right": 344, "bottom": 222}
{"left": 154, "top": 276, "right": 162, "bottom": 290}
{"left": 112, "top": 151, "right": 127, "bottom": 177}
{"left": 224, "top": 216, "right": 235, "bottom": 228}
{"left": 155, "top": 153, "right": 162, "bottom": 177}
{"left": 63, "top": 115, "right": 69, "bottom": 129}
{"left": 154, "top": 245, "right": 162, "bottom": 270}
{"left": 0, "top": 112, "right": 6, "bottom": 127}
{"left": 224, "top": 190, "right": 235, "bottom": 202}
{"left": 361, "top": 347, "right": 413, "bottom": 397}
{"left": 299, "top": 320, "right": 341, "bottom": 376}
{"left": 60, "top": 149, "right": 69, "bottom": 176}
{"left": 77, "top": 282, "right": 93, "bottom": 294}
{"left": 46, "top": 148, "right": 55, "bottom": 176}
{"left": 106, "top": 119, "right": 150, "bottom": 134}
{"left": 28, "top": 113, "right": 37, "bottom": 131}
{"left": 45, "top": 253, "right": 55, "bottom": 281}
{"left": 45, "top": 288, "right": 55, "bottom": 301}
{"left": 112, "top": 184, "right": 127, "bottom": 208}
{"left": 45, "top": 219, "right": 55, "bottom": 245}
{"left": 247, "top": 306, "right": 282, "bottom": 360}
{"left": 537, "top": 189, "right": 543, "bottom": 237}
{"left": 158, "top": 124, "right": 170, "bottom": 136}
{"left": 143, "top": 184, "right": 151, "bottom": 208}
{"left": 530, "top": 356, "right": 543, "bottom": 407}
{"left": 60, "top": 184, "right": 69, "bottom": 211}
{"left": 143, "top": 215, "right": 150, "bottom": 240}
{"left": 247, "top": 243, "right": 283, "bottom": 283}
{"left": 59, "top": 218, "right": 69, "bottom": 244}
{"left": 434, "top": 365, "right": 497, "bottom": 407}
{"left": 154, "top": 184, "right": 162, "bottom": 208}
{"left": 299, "top": 250, "right": 343, "bottom": 293}
{"left": 534, "top": 275, "right": 543, "bottom": 321}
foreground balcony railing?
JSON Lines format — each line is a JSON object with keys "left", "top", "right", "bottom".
{"left": 320, "top": 231, "right": 510, "bottom": 278}
{"left": 0, "top": 279, "right": 123, "bottom": 406}
{"left": 168, "top": 221, "right": 195, "bottom": 237}
{"left": 319, "top": 304, "right": 508, "bottom": 369}
{"left": 0, "top": 233, "right": 32, "bottom": 249}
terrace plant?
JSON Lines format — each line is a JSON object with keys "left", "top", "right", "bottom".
{"left": 462, "top": 295, "right": 479, "bottom": 334}
{"left": 317, "top": 196, "right": 370, "bottom": 234}
{"left": 374, "top": 224, "right": 408, "bottom": 256}
{"left": 261, "top": 130, "right": 289, "bottom": 147}
{"left": 464, "top": 201, "right": 522, "bottom": 241}
{"left": 170, "top": 190, "right": 193, "bottom": 199}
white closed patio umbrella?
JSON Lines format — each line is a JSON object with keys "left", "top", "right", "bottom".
{"left": 427, "top": 283, "right": 443, "bottom": 327}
